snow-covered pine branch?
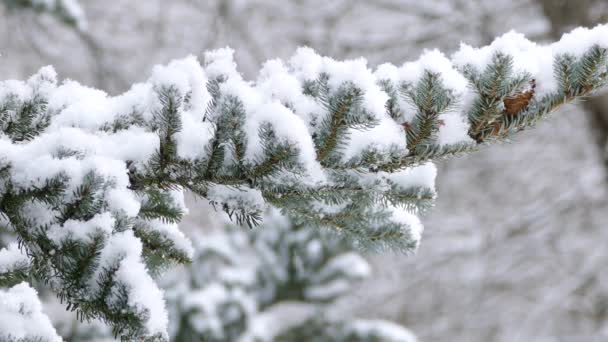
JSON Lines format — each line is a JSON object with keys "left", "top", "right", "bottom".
{"left": 0, "top": 282, "right": 62, "bottom": 342}
{"left": 0, "top": 24, "right": 607, "bottom": 340}
{"left": 59, "top": 210, "right": 412, "bottom": 341}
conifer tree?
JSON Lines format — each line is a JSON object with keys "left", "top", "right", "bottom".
{"left": 0, "top": 24, "right": 607, "bottom": 340}
{"left": 161, "top": 211, "right": 418, "bottom": 341}
{"left": 51, "top": 210, "right": 415, "bottom": 341}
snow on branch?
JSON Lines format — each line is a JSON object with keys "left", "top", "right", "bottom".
{"left": 0, "top": 282, "right": 62, "bottom": 342}
{"left": 0, "top": 24, "right": 607, "bottom": 340}
{"left": 0, "top": 243, "right": 30, "bottom": 286}
{"left": 162, "top": 210, "right": 376, "bottom": 341}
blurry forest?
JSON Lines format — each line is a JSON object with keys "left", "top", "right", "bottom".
{"left": 2, "top": 0, "right": 608, "bottom": 341}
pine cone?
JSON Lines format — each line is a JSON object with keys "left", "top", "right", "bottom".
{"left": 503, "top": 79, "right": 536, "bottom": 116}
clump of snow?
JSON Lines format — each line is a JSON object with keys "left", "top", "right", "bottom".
{"left": 149, "top": 56, "right": 215, "bottom": 160}
{"left": 376, "top": 50, "right": 474, "bottom": 146}
{"left": 0, "top": 243, "right": 30, "bottom": 275}
{"left": 256, "top": 59, "right": 327, "bottom": 182}
{"left": 214, "top": 60, "right": 326, "bottom": 184}
{"left": 207, "top": 185, "right": 266, "bottom": 215}
{"left": 107, "top": 188, "right": 141, "bottom": 217}
{"left": 144, "top": 219, "right": 195, "bottom": 259}
{"left": 386, "top": 162, "right": 438, "bottom": 190}
{"left": 552, "top": 24, "right": 608, "bottom": 58}
{"left": 175, "top": 113, "right": 214, "bottom": 160}
{"left": 343, "top": 119, "right": 408, "bottom": 162}
{"left": 288, "top": 47, "right": 407, "bottom": 160}
{"left": 204, "top": 47, "right": 241, "bottom": 81}
{"left": 0, "top": 282, "right": 63, "bottom": 342}
{"left": 47, "top": 212, "right": 115, "bottom": 244}
{"left": 400, "top": 49, "right": 469, "bottom": 93}
{"left": 438, "top": 112, "right": 474, "bottom": 146}
{"left": 357, "top": 163, "right": 438, "bottom": 195}
{"left": 27, "top": 65, "right": 57, "bottom": 95}
{"left": 93, "top": 230, "right": 169, "bottom": 338}
{"left": 48, "top": 81, "right": 112, "bottom": 130}
{"left": 245, "top": 100, "right": 325, "bottom": 184}
{"left": 257, "top": 59, "right": 324, "bottom": 124}
{"left": 390, "top": 208, "right": 424, "bottom": 246}
{"left": 452, "top": 23, "right": 608, "bottom": 97}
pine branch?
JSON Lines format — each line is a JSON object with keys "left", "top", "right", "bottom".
{"left": 1, "top": 24, "right": 608, "bottom": 340}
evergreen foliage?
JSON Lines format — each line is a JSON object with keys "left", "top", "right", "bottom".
{"left": 161, "top": 211, "right": 414, "bottom": 341}
{"left": 0, "top": 25, "right": 607, "bottom": 340}
{"left": 58, "top": 211, "right": 413, "bottom": 341}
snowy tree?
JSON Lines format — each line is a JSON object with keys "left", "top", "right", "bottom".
{"left": 1, "top": 24, "right": 608, "bottom": 340}
{"left": 55, "top": 210, "right": 415, "bottom": 341}
{"left": 163, "top": 211, "right": 379, "bottom": 341}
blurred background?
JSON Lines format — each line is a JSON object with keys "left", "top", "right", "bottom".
{"left": 2, "top": 0, "right": 608, "bottom": 341}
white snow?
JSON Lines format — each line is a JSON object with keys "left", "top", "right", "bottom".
{"left": 437, "top": 112, "right": 474, "bottom": 146}
{"left": 452, "top": 23, "right": 608, "bottom": 97}
{"left": 207, "top": 185, "right": 266, "bottom": 215}
{"left": 390, "top": 208, "right": 424, "bottom": 246}
{"left": 288, "top": 47, "right": 408, "bottom": 161}
{"left": 144, "top": 219, "right": 195, "bottom": 259}
{"left": 47, "top": 212, "right": 115, "bottom": 244}
{"left": 384, "top": 163, "right": 438, "bottom": 191}
{"left": 93, "top": 230, "right": 169, "bottom": 338}
{"left": 0, "top": 243, "right": 30, "bottom": 275}
{"left": 350, "top": 319, "right": 418, "bottom": 342}
{"left": 0, "top": 282, "right": 63, "bottom": 342}
{"left": 257, "top": 59, "right": 324, "bottom": 125}
{"left": 400, "top": 49, "right": 469, "bottom": 94}
{"left": 356, "top": 163, "right": 438, "bottom": 195}
{"left": 376, "top": 50, "right": 474, "bottom": 145}
{"left": 204, "top": 47, "right": 242, "bottom": 81}
{"left": 0, "top": 64, "right": 201, "bottom": 341}
{"left": 343, "top": 119, "right": 408, "bottom": 163}
{"left": 175, "top": 114, "right": 214, "bottom": 160}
